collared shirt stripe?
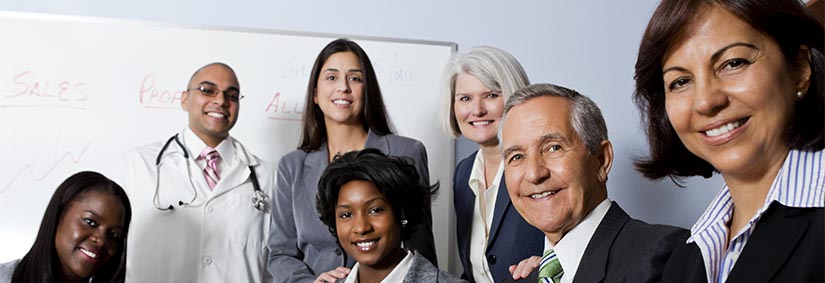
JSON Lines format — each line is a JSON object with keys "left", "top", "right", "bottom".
{"left": 687, "top": 149, "right": 824, "bottom": 283}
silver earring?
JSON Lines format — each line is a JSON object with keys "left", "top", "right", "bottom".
{"left": 401, "top": 219, "right": 408, "bottom": 227}
{"left": 797, "top": 91, "right": 804, "bottom": 98}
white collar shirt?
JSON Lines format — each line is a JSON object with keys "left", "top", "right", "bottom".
{"left": 182, "top": 127, "right": 235, "bottom": 195}
{"left": 467, "top": 153, "right": 503, "bottom": 283}
{"left": 344, "top": 250, "right": 415, "bottom": 283}
{"left": 687, "top": 149, "right": 824, "bottom": 283}
{"left": 544, "top": 199, "right": 612, "bottom": 283}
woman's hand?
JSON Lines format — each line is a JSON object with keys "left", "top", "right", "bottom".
{"left": 314, "top": 266, "right": 351, "bottom": 283}
{"left": 509, "top": 255, "right": 541, "bottom": 280}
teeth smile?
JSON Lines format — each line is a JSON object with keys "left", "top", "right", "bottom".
{"left": 705, "top": 120, "right": 743, "bottom": 137}
{"left": 530, "top": 190, "right": 558, "bottom": 199}
{"left": 207, "top": 112, "right": 225, "bottom": 118}
{"left": 333, "top": 99, "right": 351, "bottom": 105}
{"left": 80, "top": 248, "right": 97, "bottom": 258}
{"left": 470, "top": 121, "right": 492, "bottom": 126}
{"left": 356, "top": 241, "right": 376, "bottom": 248}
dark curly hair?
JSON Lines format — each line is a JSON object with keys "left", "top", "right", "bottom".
{"left": 633, "top": 0, "right": 825, "bottom": 184}
{"left": 315, "top": 149, "right": 438, "bottom": 241}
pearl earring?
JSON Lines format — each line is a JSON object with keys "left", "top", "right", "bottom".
{"left": 797, "top": 91, "right": 804, "bottom": 99}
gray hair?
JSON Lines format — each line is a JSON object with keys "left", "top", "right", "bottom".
{"left": 440, "top": 46, "right": 530, "bottom": 138}
{"left": 500, "top": 83, "right": 608, "bottom": 154}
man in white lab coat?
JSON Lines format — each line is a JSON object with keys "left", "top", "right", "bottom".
{"left": 122, "top": 62, "right": 274, "bottom": 283}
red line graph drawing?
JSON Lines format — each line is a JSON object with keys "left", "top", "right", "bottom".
{"left": 0, "top": 142, "right": 92, "bottom": 195}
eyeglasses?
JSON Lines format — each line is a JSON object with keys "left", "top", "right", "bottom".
{"left": 188, "top": 84, "right": 244, "bottom": 102}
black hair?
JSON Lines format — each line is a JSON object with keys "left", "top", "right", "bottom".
{"left": 315, "top": 149, "right": 437, "bottom": 241}
{"left": 12, "top": 171, "right": 132, "bottom": 283}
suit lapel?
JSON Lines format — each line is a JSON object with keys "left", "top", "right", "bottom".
{"left": 211, "top": 161, "right": 249, "bottom": 196}
{"left": 725, "top": 204, "right": 811, "bottom": 282}
{"left": 364, "top": 130, "right": 390, "bottom": 154}
{"left": 403, "top": 254, "right": 437, "bottom": 282}
{"left": 304, "top": 145, "right": 329, "bottom": 170}
{"left": 455, "top": 152, "right": 476, "bottom": 275}
{"left": 572, "top": 202, "right": 629, "bottom": 283}
{"left": 487, "top": 177, "right": 510, "bottom": 246}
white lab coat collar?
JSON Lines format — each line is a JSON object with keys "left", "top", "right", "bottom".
{"left": 177, "top": 128, "right": 258, "bottom": 196}
{"left": 180, "top": 128, "right": 258, "bottom": 167}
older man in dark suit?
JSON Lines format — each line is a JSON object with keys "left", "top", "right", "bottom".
{"left": 499, "top": 83, "right": 686, "bottom": 283}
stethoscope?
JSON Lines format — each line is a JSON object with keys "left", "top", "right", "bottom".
{"left": 153, "top": 134, "right": 268, "bottom": 212}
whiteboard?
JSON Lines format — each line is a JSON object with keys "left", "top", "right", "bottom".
{"left": 0, "top": 11, "right": 456, "bottom": 265}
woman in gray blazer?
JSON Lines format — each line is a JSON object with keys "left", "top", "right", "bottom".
{"left": 267, "top": 38, "right": 437, "bottom": 283}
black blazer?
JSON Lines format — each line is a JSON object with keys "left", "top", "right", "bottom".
{"left": 501, "top": 203, "right": 686, "bottom": 283}
{"left": 454, "top": 151, "right": 544, "bottom": 282}
{"left": 663, "top": 204, "right": 824, "bottom": 283}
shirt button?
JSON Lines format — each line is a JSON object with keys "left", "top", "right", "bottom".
{"left": 203, "top": 256, "right": 212, "bottom": 265}
{"left": 487, "top": 255, "right": 497, "bottom": 264}
{"left": 207, "top": 206, "right": 214, "bottom": 213}
{"left": 335, "top": 249, "right": 342, "bottom": 256}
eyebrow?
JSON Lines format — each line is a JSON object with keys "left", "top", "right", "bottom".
{"left": 502, "top": 145, "right": 522, "bottom": 160}
{"left": 197, "top": 81, "right": 239, "bottom": 92}
{"left": 663, "top": 42, "right": 759, "bottom": 75}
{"left": 84, "top": 210, "right": 101, "bottom": 218}
{"left": 336, "top": 197, "right": 387, "bottom": 209}
{"left": 710, "top": 42, "right": 758, "bottom": 64}
{"left": 84, "top": 210, "right": 125, "bottom": 229}
{"left": 323, "top": 68, "right": 363, "bottom": 73}
{"left": 537, "top": 133, "right": 566, "bottom": 145}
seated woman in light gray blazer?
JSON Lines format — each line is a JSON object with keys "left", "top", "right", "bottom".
{"left": 267, "top": 38, "right": 437, "bottom": 283}
{"left": 316, "top": 149, "right": 464, "bottom": 283}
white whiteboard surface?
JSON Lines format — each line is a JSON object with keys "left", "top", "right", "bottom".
{"left": 0, "top": 11, "right": 455, "bottom": 265}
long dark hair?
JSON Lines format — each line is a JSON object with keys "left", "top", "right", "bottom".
{"left": 12, "top": 171, "right": 132, "bottom": 283}
{"left": 298, "top": 38, "right": 395, "bottom": 152}
{"left": 633, "top": 0, "right": 825, "bottom": 183}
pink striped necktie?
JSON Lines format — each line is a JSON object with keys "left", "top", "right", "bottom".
{"left": 198, "top": 147, "right": 220, "bottom": 190}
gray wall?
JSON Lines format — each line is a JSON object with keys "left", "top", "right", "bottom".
{"left": 0, "top": 0, "right": 723, "bottom": 273}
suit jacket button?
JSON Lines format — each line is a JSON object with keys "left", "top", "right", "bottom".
{"left": 487, "top": 255, "right": 497, "bottom": 264}
{"left": 335, "top": 249, "right": 342, "bottom": 256}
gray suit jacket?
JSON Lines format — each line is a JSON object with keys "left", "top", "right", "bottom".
{"left": 403, "top": 254, "right": 467, "bottom": 283}
{"left": 335, "top": 254, "right": 466, "bottom": 283}
{"left": 267, "top": 131, "right": 437, "bottom": 283}
{"left": 501, "top": 202, "right": 686, "bottom": 283}
{"left": 0, "top": 259, "right": 19, "bottom": 283}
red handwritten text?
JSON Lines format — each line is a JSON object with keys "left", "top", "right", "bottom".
{"left": 3, "top": 71, "right": 89, "bottom": 108}
{"left": 139, "top": 74, "right": 183, "bottom": 109}
{"left": 265, "top": 92, "right": 303, "bottom": 121}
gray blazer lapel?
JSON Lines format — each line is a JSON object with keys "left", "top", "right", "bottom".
{"left": 304, "top": 147, "right": 328, "bottom": 168}
{"left": 364, "top": 130, "right": 390, "bottom": 153}
{"left": 572, "top": 202, "right": 629, "bottom": 283}
{"left": 403, "top": 254, "right": 438, "bottom": 282}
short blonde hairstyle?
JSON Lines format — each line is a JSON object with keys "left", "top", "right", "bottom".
{"left": 439, "top": 46, "right": 530, "bottom": 138}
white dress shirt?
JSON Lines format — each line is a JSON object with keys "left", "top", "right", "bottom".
{"left": 544, "top": 199, "right": 612, "bottom": 283}
{"left": 183, "top": 128, "right": 235, "bottom": 197}
{"left": 344, "top": 250, "right": 415, "bottom": 283}
{"left": 466, "top": 153, "right": 502, "bottom": 283}
{"left": 687, "top": 149, "right": 824, "bottom": 283}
